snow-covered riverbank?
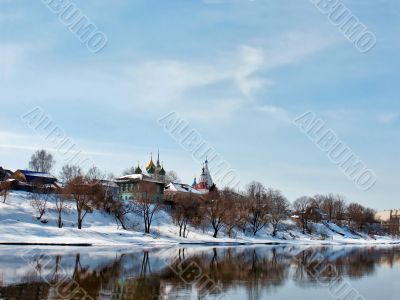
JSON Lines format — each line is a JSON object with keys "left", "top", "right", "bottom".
{"left": 0, "top": 192, "right": 398, "bottom": 246}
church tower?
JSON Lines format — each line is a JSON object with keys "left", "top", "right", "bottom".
{"left": 194, "top": 159, "right": 214, "bottom": 193}
{"left": 146, "top": 150, "right": 166, "bottom": 182}
{"left": 146, "top": 153, "right": 156, "bottom": 176}
{"left": 203, "top": 159, "right": 214, "bottom": 188}
{"left": 134, "top": 161, "right": 142, "bottom": 174}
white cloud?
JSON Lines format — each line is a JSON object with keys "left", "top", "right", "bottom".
{"left": 126, "top": 60, "right": 227, "bottom": 108}
{"left": 128, "top": 45, "right": 267, "bottom": 104}
{"left": 254, "top": 105, "right": 291, "bottom": 123}
{"left": 234, "top": 45, "right": 272, "bottom": 97}
{"left": 120, "top": 32, "right": 338, "bottom": 120}
{"left": 377, "top": 112, "right": 400, "bottom": 124}
{"left": 1, "top": 32, "right": 338, "bottom": 124}
{"left": 0, "top": 44, "right": 25, "bottom": 80}
{"left": 182, "top": 98, "right": 244, "bottom": 122}
{"left": 116, "top": 45, "right": 269, "bottom": 122}
{"left": 262, "top": 32, "right": 340, "bottom": 70}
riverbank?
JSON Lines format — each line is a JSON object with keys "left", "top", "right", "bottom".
{"left": 1, "top": 191, "right": 398, "bottom": 247}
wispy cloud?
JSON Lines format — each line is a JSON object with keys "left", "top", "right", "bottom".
{"left": 377, "top": 112, "right": 400, "bottom": 124}
{"left": 234, "top": 45, "right": 272, "bottom": 97}
{"left": 254, "top": 105, "right": 291, "bottom": 124}
{"left": 0, "top": 32, "right": 338, "bottom": 124}
{"left": 0, "top": 43, "right": 26, "bottom": 80}
{"left": 121, "top": 33, "right": 336, "bottom": 120}
{"left": 262, "top": 32, "right": 340, "bottom": 69}
{"left": 124, "top": 45, "right": 268, "bottom": 109}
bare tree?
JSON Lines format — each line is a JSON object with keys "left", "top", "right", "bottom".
{"left": 347, "top": 202, "right": 376, "bottom": 231}
{"left": 293, "top": 196, "right": 313, "bottom": 234}
{"left": 308, "top": 196, "right": 323, "bottom": 209}
{"left": 172, "top": 193, "right": 199, "bottom": 238}
{"left": 63, "top": 176, "right": 102, "bottom": 229}
{"left": 132, "top": 184, "right": 163, "bottom": 234}
{"left": 363, "top": 208, "right": 376, "bottom": 232}
{"left": 347, "top": 203, "right": 365, "bottom": 230}
{"left": 223, "top": 207, "right": 238, "bottom": 238}
{"left": 246, "top": 182, "right": 271, "bottom": 236}
{"left": 333, "top": 195, "right": 347, "bottom": 222}
{"left": 202, "top": 190, "right": 227, "bottom": 238}
{"left": 0, "top": 181, "right": 12, "bottom": 203}
{"left": 55, "top": 193, "right": 67, "bottom": 228}
{"left": 29, "top": 150, "right": 55, "bottom": 173}
{"left": 315, "top": 193, "right": 346, "bottom": 223}
{"left": 316, "top": 194, "right": 334, "bottom": 221}
{"left": 165, "top": 170, "right": 180, "bottom": 184}
{"left": 235, "top": 197, "right": 250, "bottom": 234}
{"left": 106, "top": 173, "right": 115, "bottom": 180}
{"left": 122, "top": 166, "right": 136, "bottom": 176}
{"left": 59, "top": 164, "right": 82, "bottom": 184}
{"left": 30, "top": 184, "right": 51, "bottom": 220}
{"left": 86, "top": 166, "right": 105, "bottom": 182}
{"left": 109, "top": 199, "right": 135, "bottom": 230}
{"left": 218, "top": 188, "right": 247, "bottom": 238}
{"left": 268, "top": 189, "right": 290, "bottom": 237}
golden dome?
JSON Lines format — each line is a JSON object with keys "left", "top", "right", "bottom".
{"left": 146, "top": 155, "right": 156, "bottom": 174}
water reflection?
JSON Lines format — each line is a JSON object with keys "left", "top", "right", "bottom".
{"left": 0, "top": 245, "right": 399, "bottom": 300}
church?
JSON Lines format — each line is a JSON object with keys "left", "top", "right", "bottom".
{"left": 192, "top": 159, "right": 216, "bottom": 193}
{"left": 116, "top": 152, "right": 216, "bottom": 202}
{"left": 164, "top": 159, "right": 216, "bottom": 202}
{"left": 144, "top": 151, "right": 166, "bottom": 182}
{"left": 115, "top": 151, "right": 166, "bottom": 202}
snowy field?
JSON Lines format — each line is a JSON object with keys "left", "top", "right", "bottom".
{"left": 0, "top": 191, "right": 399, "bottom": 246}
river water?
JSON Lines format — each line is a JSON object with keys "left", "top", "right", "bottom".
{"left": 0, "top": 245, "right": 399, "bottom": 300}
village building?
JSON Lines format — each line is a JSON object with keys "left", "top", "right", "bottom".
{"left": 6, "top": 169, "right": 60, "bottom": 192}
{"left": 12, "top": 170, "right": 58, "bottom": 186}
{"left": 115, "top": 152, "right": 166, "bottom": 202}
{"left": 375, "top": 210, "right": 400, "bottom": 235}
{"left": 0, "top": 166, "right": 13, "bottom": 181}
{"left": 164, "top": 182, "right": 204, "bottom": 202}
{"left": 99, "top": 180, "right": 120, "bottom": 199}
{"left": 164, "top": 159, "right": 217, "bottom": 203}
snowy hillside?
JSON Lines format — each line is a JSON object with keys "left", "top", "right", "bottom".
{"left": 0, "top": 191, "right": 398, "bottom": 246}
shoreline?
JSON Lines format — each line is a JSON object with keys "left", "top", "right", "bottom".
{"left": 0, "top": 239, "right": 399, "bottom": 247}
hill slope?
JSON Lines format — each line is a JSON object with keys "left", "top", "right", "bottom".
{"left": 0, "top": 191, "right": 398, "bottom": 246}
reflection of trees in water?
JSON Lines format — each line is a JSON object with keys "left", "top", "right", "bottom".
{"left": 243, "top": 248, "right": 289, "bottom": 300}
{"left": 110, "top": 251, "right": 164, "bottom": 300}
{"left": 0, "top": 282, "right": 50, "bottom": 300}
{"left": 1, "top": 246, "right": 400, "bottom": 299}
{"left": 293, "top": 247, "right": 341, "bottom": 287}
{"left": 292, "top": 246, "right": 397, "bottom": 288}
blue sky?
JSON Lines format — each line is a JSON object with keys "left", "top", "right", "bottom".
{"left": 0, "top": 0, "right": 399, "bottom": 209}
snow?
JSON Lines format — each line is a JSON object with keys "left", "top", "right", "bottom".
{"left": 118, "top": 174, "right": 144, "bottom": 180}
{"left": 117, "top": 174, "right": 163, "bottom": 183}
{"left": 0, "top": 191, "right": 399, "bottom": 247}
{"left": 165, "top": 182, "right": 204, "bottom": 194}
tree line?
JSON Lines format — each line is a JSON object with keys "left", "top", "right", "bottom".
{"left": 170, "top": 181, "right": 380, "bottom": 239}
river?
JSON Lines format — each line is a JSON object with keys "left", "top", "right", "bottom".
{"left": 0, "top": 245, "right": 399, "bottom": 299}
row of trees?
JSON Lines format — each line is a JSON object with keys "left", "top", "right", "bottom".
{"left": 170, "top": 182, "right": 291, "bottom": 239}
{"left": 169, "top": 181, "right": 379, "bottom": 239}
{"left": 293, "top": 194, "right": 376, "bottom": 234}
